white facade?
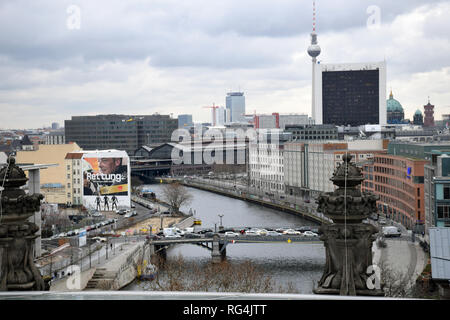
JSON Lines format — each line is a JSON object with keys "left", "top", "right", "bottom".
{"left": 284, "top": 143, "right": 306, "bottom": 191}
{"left": 249, "top": 142, "right": 284, "bottom": 192}
{"left": 65, "top": 153, "right": 84, "bottom": 206}
{"left": 45, "top": 133, "right": 65, "bottom": 145}
{"left": 284, "top": 140, "right": 386, "bottom": 196}
{"left": 313, "top": 61, "right": 387, "bottom": 125}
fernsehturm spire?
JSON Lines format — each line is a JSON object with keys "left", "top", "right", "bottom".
{"left": 307, "top": 0, "right": 321, "bottom": 123}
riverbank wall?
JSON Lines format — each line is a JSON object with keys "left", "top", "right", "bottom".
{"left": 164, "top": 178, "right": 330, "bottom": 225}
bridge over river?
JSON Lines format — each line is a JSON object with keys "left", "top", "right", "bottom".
{"left": 149, "top": 234, "right": 322, "bottom": 263}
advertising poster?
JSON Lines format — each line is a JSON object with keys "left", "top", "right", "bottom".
{"left": 82, "top": 151, "right": 130, "bottom": 211}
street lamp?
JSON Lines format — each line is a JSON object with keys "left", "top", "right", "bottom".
{"left": 218, "top": 214, "right": 224, "bottom": 227}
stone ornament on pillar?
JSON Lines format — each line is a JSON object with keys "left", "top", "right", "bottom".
{"left": 0, "top": 157, "right": 46, "bottom": 291}
{"left": 314, "top": 153, "right": 384, "bottom": 296}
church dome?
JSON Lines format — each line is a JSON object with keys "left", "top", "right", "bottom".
{"left": 414, "top": 109, "right": 423, "bottom": 116}
{"left": 387, "top": 91, "right": 404, "bottom": 113}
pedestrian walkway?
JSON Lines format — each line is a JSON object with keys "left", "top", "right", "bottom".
{"left": 49, "top": 241, "right": 143, "bottom": 291}
{"left": 373, "top": 237, "right": 427, "bottom": 291}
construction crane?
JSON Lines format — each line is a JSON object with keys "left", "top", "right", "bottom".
{"left": 203, "top": 103, "right": 219, "bottom": 126}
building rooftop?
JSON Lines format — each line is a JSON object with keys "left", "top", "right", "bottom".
{"left": 429, "top": 227, "right": 450, "bottom": 281}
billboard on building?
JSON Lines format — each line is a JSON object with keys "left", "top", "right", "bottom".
{"left": 82, "top": 150, "right": 130, "bottom": 211}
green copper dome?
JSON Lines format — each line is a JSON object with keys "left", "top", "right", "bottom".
{"left": 386, "top": 91, "right": 404, "bottom": 113}
{"left": 414, "top": 109, "right": 422, "bottom": 115}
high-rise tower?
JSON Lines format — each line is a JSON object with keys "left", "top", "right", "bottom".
{"left": 307, "top": 1, "right": 321, "bottom": 122}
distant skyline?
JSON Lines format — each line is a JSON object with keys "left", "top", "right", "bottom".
{"left": 0, "top": 0, "right": 449, "bottom": 129}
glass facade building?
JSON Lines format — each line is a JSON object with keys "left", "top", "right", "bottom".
{"left": 313, "top": 62, "right": 386, "bottom": 126}
{"left": 65, "top": 114, "right": 177, "bottom": 155}
{"left": 322, "top": 69, "right": 379, "bottom": 126}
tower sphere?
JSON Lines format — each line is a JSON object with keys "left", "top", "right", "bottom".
{"left": 308, "top": 44, "right": 321, "bottom": 58}
{"left": 308, "top": 32, "right": 321, "bottom": 58}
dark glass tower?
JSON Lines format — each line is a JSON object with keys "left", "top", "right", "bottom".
{"left": 322, "top": 69, "right": 380, "bottom": 126}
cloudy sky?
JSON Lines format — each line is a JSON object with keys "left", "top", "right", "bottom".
{"left": 0, "top": 0, "right": 449, "bottom": 129}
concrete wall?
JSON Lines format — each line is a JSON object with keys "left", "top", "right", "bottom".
{"left": 110, "top": 243, "right": 153, "bottom": 290}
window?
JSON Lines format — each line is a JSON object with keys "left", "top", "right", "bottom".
{"left": 437, "top": 205, "right": 450, "bottom": 219}
{"left": 444, "top": 185, "right": 450, "bottom": 199}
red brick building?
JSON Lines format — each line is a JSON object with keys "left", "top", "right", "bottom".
{"left": 362, "top": 153, "right": 428, "bottom": 229}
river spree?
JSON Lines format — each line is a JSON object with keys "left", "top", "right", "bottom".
{"left": 124, "top": 183, "right": 325, "bottom": 293}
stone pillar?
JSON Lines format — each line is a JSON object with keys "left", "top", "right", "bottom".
{"left": 0, "top": 158, "right": 46, "bottom": 291}
{"left": 27, "top": 168, "right": 42, "bottom": 258}
{"left": 313, "top": 154, "right": 384, "bottom": 296}
{"left": 211, "top": 234, "right": 222, "bottom": 264}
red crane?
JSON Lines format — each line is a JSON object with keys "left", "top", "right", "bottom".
{"left": 203, "top": 103, "right": 219, "bottom": 126}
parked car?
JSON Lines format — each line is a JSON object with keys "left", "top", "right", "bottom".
{"left": 197, "top": 229, "right": 213, "bottom": 234}
{"left": 92, "top": 236, "right": 107, "bottom": 242}
{"left": 116, "top": 209, "right": 127, "bottom": 215}
{"left": 379, "top": 217, "right": 387, "bottom": 225}
{"left": 245, "top": 230, "right": 259, "bottom": 236}
{"left": 382, "top": 226, "right": 401, "bottom": 237}
{"left": 302, "top": 231, "right": 319, "bottom": 237}
{"left": 224, "top": 231, "right": 240, "bottom": 237}
{"left": 257, "top": 229, "right": 268, "bottom": 235}
{"left": 283, "top": 229, "right": 302, "bottom": 235}
{"left": 266, "top": 231, "right": 281, "bottom": 236}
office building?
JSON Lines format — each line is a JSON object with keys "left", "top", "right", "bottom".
{"left": 216, "top": 106, "right": 227, "bottom": 126}
{"left": 65, "top": 114, "right": 178, "bottom": 155}
{"left": 285, "top": 124, "right": 338, "bottom": 141}
{"left": 362, "top": 152, "right": 427, "bottom": 230}
{"left": 313, "top": 62, "right": 387, "bottom": 126}
{"left": 249, "top": 139, "right": 286, "bottom": 192}
{"left": 45, "top": 131, "right": 66, "bottom": 145}
{"left": 178, "top": 114, "right": 193, "bottom": 129}
{"left": 284, "top": 140, "right": 386, "bottom": 199}
{"left": 254, "top": 113, "right": 313, "bottom": 130}
{"left": 226, "top": 92, "right": 246, "bottom": 123}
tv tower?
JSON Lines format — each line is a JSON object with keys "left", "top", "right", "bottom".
{"left": 307, "top": 0, "right": 321, "bottom": 122}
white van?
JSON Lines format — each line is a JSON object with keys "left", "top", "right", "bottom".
{"left": 382, "top": 226, "right": 401, "bottom": 237}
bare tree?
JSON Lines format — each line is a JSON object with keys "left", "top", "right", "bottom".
{"left": 142, "top": 255, "right": 297, "bottom": 293}
{"left": 161, "top": 182, "right": 192, "bottom": 214}
{"left": 377, "top": 259, "right": 414, "bottom": 298}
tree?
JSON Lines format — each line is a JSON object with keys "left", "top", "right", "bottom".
{"left": 161, "top": 182, "right": 192, "bottom": 214}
